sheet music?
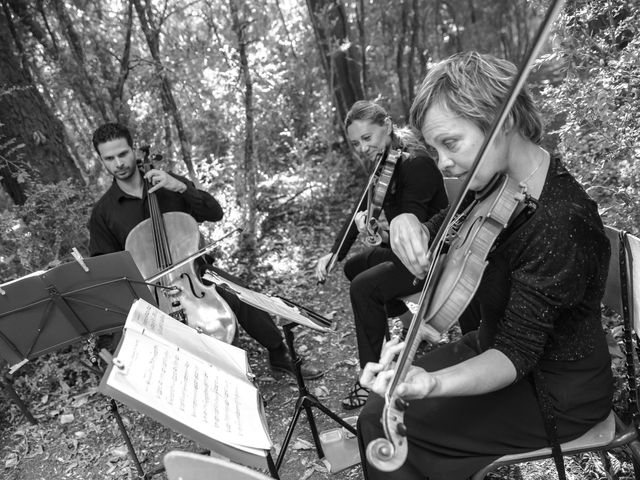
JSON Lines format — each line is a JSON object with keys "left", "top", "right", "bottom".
{"left": 203, "top": 271, "right": 331, "bottom": 332}
{"left": 108, "top": 328, "right": 272, "bottom": 450}
{"left": 123, "top": 299, "right": 250, "bottom": 381}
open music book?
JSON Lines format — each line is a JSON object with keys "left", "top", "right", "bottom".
{"left": 98, "top": 299, "right": 273, "bottom": 468}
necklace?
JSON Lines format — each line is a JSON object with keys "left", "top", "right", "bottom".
{"left": 516, "top": 149, "right": 549, "bottom": 212}
{"left": 520, "top": 149, "right": 549, "bottom": 192}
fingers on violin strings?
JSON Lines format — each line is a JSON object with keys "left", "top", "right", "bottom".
{"left": 379, "top": 338, "right": 405, "bottom": 368}
{"left": 372, "top": 369, "right": 396, "bottom": 395}
{"left": 360, "top": 361, "right": 385, "bottom": 389}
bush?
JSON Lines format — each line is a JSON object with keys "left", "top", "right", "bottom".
{"left": 540, "top": 0, "right": 640, "bottom": 234}
{"left": 0, "top": 179, "right": 94, "bottom": 280}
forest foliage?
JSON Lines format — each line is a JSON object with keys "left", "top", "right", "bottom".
{"left": 0, "top": 2, "right": 639, "bottom": 478}
{"left": 0, "top": 0, "right": 638, "bottom": 280}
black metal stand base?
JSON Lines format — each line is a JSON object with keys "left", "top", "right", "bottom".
{"left": 275, "top": 323, "right": 357, "bottom": 471}
{"left": 2, "top": 372, "right": 37, "bottom": 425}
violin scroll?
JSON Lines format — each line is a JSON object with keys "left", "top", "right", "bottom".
{"left": 362, "top": 217, "right": 383, "bottom": 247}
{"left": 365, "top": 400, "right": 409, "bottom": 471}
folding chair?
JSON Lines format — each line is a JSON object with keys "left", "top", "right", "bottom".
{"left": 164, "top": 450, "right": 273, "bottom": 480}
{"left": 472, "top": 226, "right": 640, "bottom": 479}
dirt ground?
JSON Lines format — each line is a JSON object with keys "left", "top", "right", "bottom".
{"left": 0, "top": 206, "right": 370, "bottom": 480}
{"left": 0, "top": 185, "right": 633, "bottom": 480}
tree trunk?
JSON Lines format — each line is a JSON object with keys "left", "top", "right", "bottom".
{"left": 356, "top": 0, "right": 367, "bottom": 95}
{"left": 131, "top": 0, "right": 198, "bottom": 185}
{"left": 228, "top": 0, "right": 257, "bottom": 265}
{"left": 305, "top": 0, "right": 364, "bottom": 128}
{"left": 397, "top": 0, "right": 410, "bottom": 117}
{"left": 0, "top": 8, "right": 81, "bottom": 204}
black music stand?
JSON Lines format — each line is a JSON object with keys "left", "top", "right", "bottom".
{"left": 0, "top": 251, "right": 156, "bottom": 477}
{"left": 0, "top": 252, "right": 154, "bottom": 367}
{"left": 272, "top": 297, "right": 357, "bottom": 471}
{"left": 204, "top": 272, "right": 358, "bottom": 471}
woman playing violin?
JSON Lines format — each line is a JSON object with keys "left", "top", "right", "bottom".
{"left": 358, "top": 52, "right": 613, "bottom": 479}
{"left": 314, "top": 101, "right": 448, "bottom": 409}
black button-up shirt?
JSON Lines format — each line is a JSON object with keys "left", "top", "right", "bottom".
{"left": 88, "top": 172, "right": 223, "bottom": 256}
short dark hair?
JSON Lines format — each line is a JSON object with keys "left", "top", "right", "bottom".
{"left": 92, "top": 123, "right": 133, "bottom": 154}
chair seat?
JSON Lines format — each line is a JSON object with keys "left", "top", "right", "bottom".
{"left": 472, "top": 411, "right": 616, "bottom": 479}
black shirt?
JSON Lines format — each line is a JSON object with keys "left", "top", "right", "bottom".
{"left": 88, "top": 172, "right": 223, "bottom": 256}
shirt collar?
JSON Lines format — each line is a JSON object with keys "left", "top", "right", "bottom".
{"left": 108, "top": 175, "right": 146, "bottom": 202}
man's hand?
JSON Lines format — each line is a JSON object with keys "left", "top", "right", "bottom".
{"left": 145, "top": 169, "right": 187, "bottom": 194}
{"left": 390, "top": 213, "right": 431, "bottom": 278}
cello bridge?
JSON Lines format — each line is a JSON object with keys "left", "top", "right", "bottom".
{"left": 169, "top": 308, "right": 187, "bottom": 324}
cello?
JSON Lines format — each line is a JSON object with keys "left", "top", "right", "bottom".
{"left": 365, "top": 0, "right": 567, "bottom": 471}
{"left": 124, "top": 146, "right": 237, "bottom": 344}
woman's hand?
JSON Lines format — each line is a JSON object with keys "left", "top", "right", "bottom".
{"left": 360, "top": 338, "right": 437, "bottom": 400}
{"left": 395, "top": 366, "right": 437, "bottom": 400}
{"left": 315, "top": 252, "right": 334, "bottom": 282}
{"left": 390, "top": 213, "right": 431, "bottom": 278}
{"left": 145, "top": 169, "right": 187, "bottom": 194}
{"left": 360, "top": 338, "right": 404, "bottom": 395}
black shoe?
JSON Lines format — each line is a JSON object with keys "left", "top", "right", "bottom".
{"left": 341, "top": 379, "right": 369, "bottom": 410}
{"left": 268, "top": 347, "right": 324, "bottom": 380}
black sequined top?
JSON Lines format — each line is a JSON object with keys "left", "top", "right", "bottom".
{"left": 425, "top": 156, "right": 611, "bottom": 380}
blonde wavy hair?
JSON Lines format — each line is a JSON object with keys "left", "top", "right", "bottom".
{"left": 345, "top": 100, "right": 430, "bottom": 158}
{"left": 409, "top": 52, "right": 543, "bottom": 144}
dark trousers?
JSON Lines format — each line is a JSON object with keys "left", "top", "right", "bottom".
{"left": 344, "top": 246, "right": 423, "bottom": 368}
{"left": 207, "top": 266, "right": 283, "bottom": 350}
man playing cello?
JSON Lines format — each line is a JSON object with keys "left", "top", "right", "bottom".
{"left": 88, "top": 122, "right": 322, "bottom": 380}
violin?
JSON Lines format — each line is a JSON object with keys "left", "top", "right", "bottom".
{"left": 361, "top": 148, "right": 404, "bottom": 247}
{"left": 319, "top": 150, "right": 388, "bottom": 284}
{"left": 365, "top": 0, "right": 567, "bottom": 471}
{"left": 124, "top": 146, "right": 237, "bottom": 344}
{"left": 319, "top": 148, "right": 403, "bottom": 284}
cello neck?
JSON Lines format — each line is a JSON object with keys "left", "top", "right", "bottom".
{"left": 139, "top": 145, "right": 173, "bottom": 270}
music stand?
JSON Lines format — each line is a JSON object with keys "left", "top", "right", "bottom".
{"left": 0, "top": 251, "right": 154, "bottom": 368}
{"left": 202, "top": 271, "right": 358, "bottom": 471}
{"left": 0, "top": 251, "right": 156, "bottom": 476}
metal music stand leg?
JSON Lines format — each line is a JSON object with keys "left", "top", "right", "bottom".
{"left": 275, "top": 323, "right": 357, "bottom": 471}
{"left": 266, "top": 452, "right": 279, "bottom": 479}
{"left": 2, "top": 372, "right": 37, "bottom": 424}
{"left": 109, "top": 399, "right": 146, "bottom": 478}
